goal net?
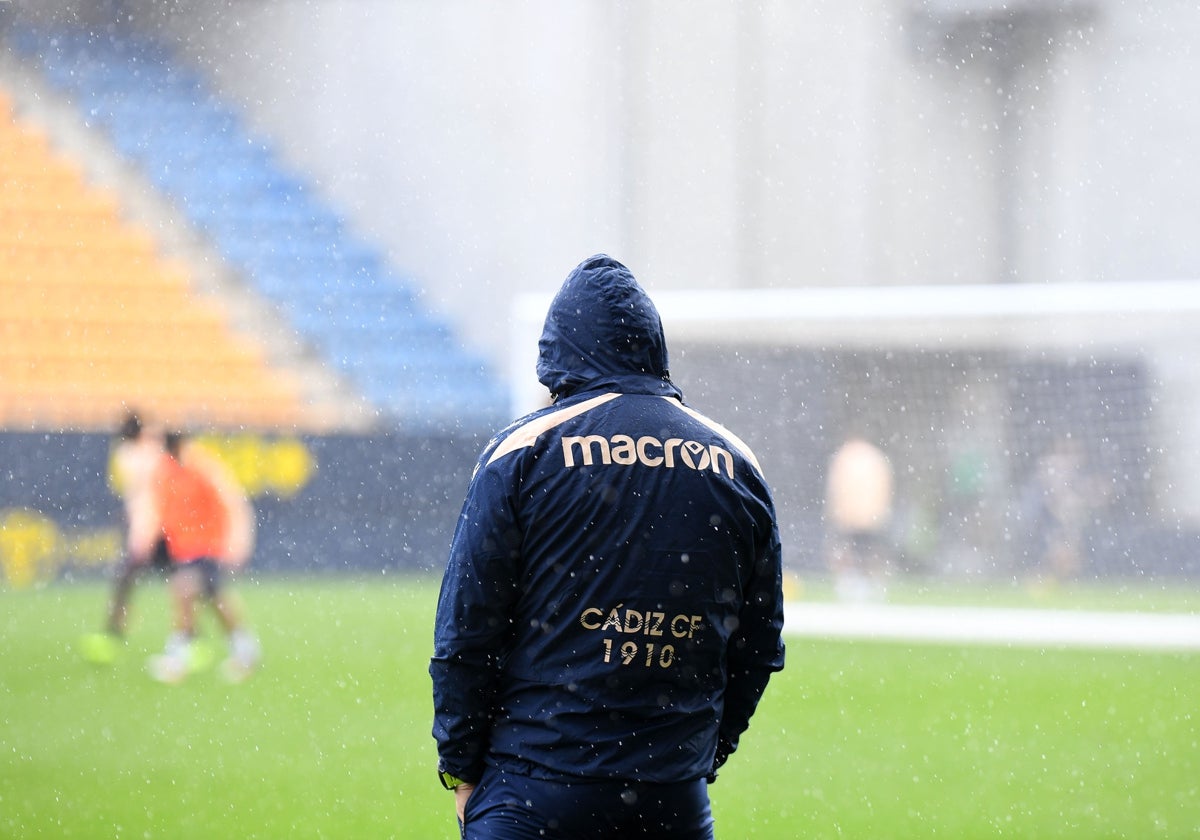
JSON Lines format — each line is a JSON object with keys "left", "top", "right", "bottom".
{"left": 510, "top": 281, "right": 1200, "bottom": 584}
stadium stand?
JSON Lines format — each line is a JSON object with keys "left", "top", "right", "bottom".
{"left": 6, "top": 24, "right": 507, "bottom": 432}
{"left": 0, "top": 86, "right": 314, "bottom": 431}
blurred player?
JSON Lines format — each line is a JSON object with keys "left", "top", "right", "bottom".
{"left": 1018, "top": 434, "right": 1103, "bottom": 589}
{"left": 824, "top": 434, "right": 894, "bottom": 602}
{"left": 129, "top": 430, "right": 261, "bottom": 683}
{"left": 80, "top": 410, "right": 170, "bottom": 664}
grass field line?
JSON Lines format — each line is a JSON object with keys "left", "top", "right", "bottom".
{"left": 783, "top": 601, "right": 1200, "bottom": 650}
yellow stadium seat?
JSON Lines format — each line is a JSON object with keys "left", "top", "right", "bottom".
{"left": 0, "top": 108, "right": 313, "bottom": 432}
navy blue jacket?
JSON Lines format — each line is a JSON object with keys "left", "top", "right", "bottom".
{"left": 431, "top": 255, "right": 785, "bottom": 784}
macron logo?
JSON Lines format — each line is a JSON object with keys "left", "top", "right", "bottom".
{"left": 561, "top": 434, "right": 734, "bottom": 477}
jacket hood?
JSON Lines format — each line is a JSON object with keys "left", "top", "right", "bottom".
{"left": 536, "top": 254, "right": 681, "bottom": 401}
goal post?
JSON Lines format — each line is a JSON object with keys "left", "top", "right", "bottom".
{"left": 510, "top": 280, "right": 1200, "bottom": 581}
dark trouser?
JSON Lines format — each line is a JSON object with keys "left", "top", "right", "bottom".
{"left": 461, "top": 765, "right": 715, "bottom": 840}
{"left": 106, "top": 538, "right": 171, "bottom": 635}
{"left": 170, "top": 557, "right": 227, "bottom": 600}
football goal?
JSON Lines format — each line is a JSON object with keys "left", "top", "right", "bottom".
{"left": 511, "top": 280, "right": 1200, "bottom": 582}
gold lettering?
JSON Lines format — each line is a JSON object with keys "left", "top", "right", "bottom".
{"left": 562, "top": 435, "right": 611, "bottom": 467}
{"left": 671, "top": 614, "right": 705, "bottom": 639}
{"left": 636, "top": 437, "right": 664, "bottom": 467}
{"left": 561, "top": 433, "right": 734, "bottom": 477}
{"left": 68, "top": 529, "right": 123, "bottom": 568}
{"left": 662, "top": 439, "right": 683, "bottom": 468}
{"left": 609, "top": 435, "right": 637, "bottom": 466}
{"left": 114, "top": 433, "right": 316, "bottom": 499}
{"left": 580, "top": 607, "right": 603, "bottom": 630}
{"left": 709, "top": 445, "right": 734, "bottom": 477}
{"left": 601, "top": 605, "right": 624, "bottom": 632}
{"left": 647, "top": 611, "right": 665, "bottom": 636}
{"left": 0, "top": 509, "right": 59, "bottom": 589}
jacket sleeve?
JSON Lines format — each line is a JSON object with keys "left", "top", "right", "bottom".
{"left": 712, "top": 498, "right": 786, "bottom": 779}
{"left": 429, "top": 459, "right": 523, "bottom": 783}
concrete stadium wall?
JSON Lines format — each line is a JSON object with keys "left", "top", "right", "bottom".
{"left": 10, "top": 0, "right": 1195, "bottom": 379}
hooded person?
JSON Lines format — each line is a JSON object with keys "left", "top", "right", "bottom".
{"left": 430, "top": 254, "right": 785, "bottom": 839}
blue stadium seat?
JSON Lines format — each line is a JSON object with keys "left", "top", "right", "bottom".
{"left": 10, "top": 23, "right": 506, "bottom": 429}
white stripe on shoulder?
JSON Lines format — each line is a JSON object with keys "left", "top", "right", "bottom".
{"left": 485, "top": 393, "right": 622, "bottom": 466}
{"left": 664, "top": 398, "right": 764, "bottom": 475}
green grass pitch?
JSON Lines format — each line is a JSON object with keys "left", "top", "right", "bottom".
{"left": 1, "top": 577, "right": 1198, "bottom": 838}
